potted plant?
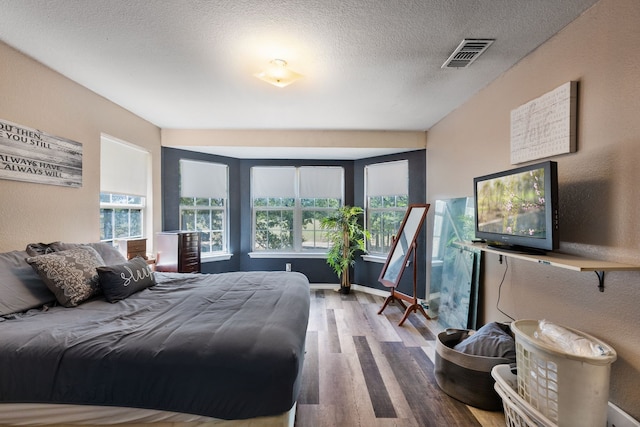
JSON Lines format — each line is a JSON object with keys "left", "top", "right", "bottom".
{"left": 321, "top": 205, "right": 370, "bottom": 294}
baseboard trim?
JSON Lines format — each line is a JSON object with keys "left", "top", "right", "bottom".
{"left": 309, "top": 283, "right": 390, "bottom": 298}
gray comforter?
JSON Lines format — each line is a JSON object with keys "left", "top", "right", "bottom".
{"left": 0, "top": 271, "right": 310, "bottom": 420}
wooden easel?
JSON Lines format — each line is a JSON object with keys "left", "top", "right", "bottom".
{"left": 377, "top": 241, "right": 430, "bottom": 326}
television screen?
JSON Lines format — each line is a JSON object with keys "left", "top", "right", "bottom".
{"left": 474, "top": 161, "right": 558, "bottom": 253}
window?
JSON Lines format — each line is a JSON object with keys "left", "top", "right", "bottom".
{"left": 365, "top": 160, "right": 409, "bottom": 255}
{"left": 251, "top": 166, "right": 343, "bottom": 253}
{"left": 100, "top": 193, "right": 145, "bottom": 242}
{"left": 100, "top": 136, "right": 149, "bottom": 244}
{"left": 179, "top": 160, "right": 229, "bottom": 256}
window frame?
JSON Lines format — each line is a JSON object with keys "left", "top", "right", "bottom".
{"left": 250, "top": 166, "right": 344, "bottom": 256}
{"left": 99, "top": 135, "right": 150, "bottom": 246}
{"left": 366, "top": 196, "right": 409, "bottom": 255}
{"left": 364, "top": 160, "right": 410, "bottom": 257}
{"left": 300, "top": 196, "right": 342, "bottom": 251}
{"left": 179, "top": 197, "right": 228, "bottom": 256}
{"left": 178, "top": 160, "right": 230, "bottom": 259}
{"left": 99, "top": 193, "right": 146, "bottom": 243}
{"left": 252, "top": 196, "right": 296, "bottom": 252}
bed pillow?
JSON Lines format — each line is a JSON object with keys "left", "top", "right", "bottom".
{"left": 25, "top": 242, "right": 61, "bottom": 256}
{"left": 0, "top": 250, "right": 56, "bottom": 315}
{"left": 49, "top": 242, "right": 127, "bottom": 265}
{"left": 453, "top": 322, "right": 516, "bottom": 362}
{"left": 97, "top": 257, "right": 156, "bottom": 303}
{"left": 26, "top": 246, "right": 105, "bottom": 307}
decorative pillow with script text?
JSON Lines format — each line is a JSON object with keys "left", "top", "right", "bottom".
{"left": 97, "top": 257, "right": 156, "bottom": 303}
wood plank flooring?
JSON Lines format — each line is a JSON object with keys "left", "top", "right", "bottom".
{"left": 295, "top": 289, "right": 505, "bottom": 427}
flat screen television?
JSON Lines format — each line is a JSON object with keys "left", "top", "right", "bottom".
{"left": 474, "top": 161, "right": 558, "bottom": 254}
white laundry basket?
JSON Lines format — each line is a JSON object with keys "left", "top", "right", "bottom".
{"left": 492, "top": 364, "right": 556, "bottom": 427}
{"left": 511, "top": 320, "right": 616, "bottom": 427}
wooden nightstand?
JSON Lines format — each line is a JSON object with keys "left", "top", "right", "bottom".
{"left": 115, "top": 238, "right": 148, "bottom": 260}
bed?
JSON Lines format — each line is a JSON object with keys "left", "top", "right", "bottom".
{"left": 0, "top": 243, "right": 310, "bottom": 426}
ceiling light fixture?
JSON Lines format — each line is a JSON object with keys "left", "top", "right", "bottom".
{"left": 255, "top": 59, "right": 303, "bottom": 88}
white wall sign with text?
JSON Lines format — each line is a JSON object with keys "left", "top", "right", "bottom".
{"left": 0, "top": 119, "right": 82, "bottom": 188}
{"left": 510, "top": 81, "right": 577, "bottom": 164}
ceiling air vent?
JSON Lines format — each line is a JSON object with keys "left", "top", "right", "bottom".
{"left": 441, "top": 38, "right": 495, "bottom": 68}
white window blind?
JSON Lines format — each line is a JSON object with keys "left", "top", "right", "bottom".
{"left": 180, "top": 160, "right": 228, "bottom": 199}
{"left": 366, "top": 160, "right": 408, "bottom": 196}
{"left": 299, "top": 167, "right": 343, "bottom": 199}
{"left": 100, "top": 137, "right": 149, "bottom": 196}
{"left": 252, "top": 167, "right": 296, "bottom": 198}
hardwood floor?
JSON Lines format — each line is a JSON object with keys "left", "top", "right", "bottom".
{"left": 295, "top": 289, "right": 506, "bottom": 427}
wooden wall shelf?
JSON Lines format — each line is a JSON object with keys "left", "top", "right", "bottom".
{"left": 461, "top": 242, "right": 640, "bottom": 292}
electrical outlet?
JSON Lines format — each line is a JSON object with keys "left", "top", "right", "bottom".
{"left": 285, "top": 263, "right": 291, "bottom": 272}
{"left": 607, "top": 402, "right": 640, "bottom": 427}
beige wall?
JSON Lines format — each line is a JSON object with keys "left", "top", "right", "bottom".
{"left": 162, "top": 128, "right": 426, "bottom": 150}
{"left": 426, "top": 0, "right": 640, "bottom": 418}
{"left": 0, "top": 41, "right": 162, "bottom": 253}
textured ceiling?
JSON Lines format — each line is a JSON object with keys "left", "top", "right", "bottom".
{"left": 0, "top": 0, "right": 598, "bottom": 133}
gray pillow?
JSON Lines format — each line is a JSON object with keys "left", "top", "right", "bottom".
{"left": 25, "top": 242, "right": 61, "bottom": 256}
{"left": 453, "top": 322, "right": 516, "bottom": 361}
{"left": 50, "top": 242, "right": 127, "bottom": 265}
{"left": 0, "top": 250, "right": 56, "bottom": 315}
{"left": 26, "top": 246, "right": 105, "bottom": 307}
{"left": 97, "top": 257, "right": 156, "bottom": 303}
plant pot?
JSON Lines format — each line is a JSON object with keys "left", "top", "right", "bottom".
{"left": 339, "top": 285, "right": 351, "bottom": 295}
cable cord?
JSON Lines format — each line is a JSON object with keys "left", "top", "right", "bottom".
{"left": 496, "top": 256, "right": 515, "bottom": 321}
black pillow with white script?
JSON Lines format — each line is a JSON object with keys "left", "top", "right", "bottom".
{"left": 97, "top": 257, "right": 156, "bottom": 303}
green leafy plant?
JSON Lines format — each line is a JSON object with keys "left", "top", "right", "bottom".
{"left": 321, "top": 206, "right": 370, "bottom": 294}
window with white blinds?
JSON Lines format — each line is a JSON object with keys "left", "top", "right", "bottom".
{"left": 179, "top": 159, "right": 229, "bottom": 255}
{"left": 365, "top": 160, "right": 409, "bottom": 255}
{"left": 180, "top": 160, "right": 228, "bottom": 199}
{"left": 99, "top": 136, "right": 150, "bottom": 243}
{"left": 100, "top": 137, "right": 149, "bottom": 197}
{"left": 251, "top": 166, "right": 344, "bottom": 253}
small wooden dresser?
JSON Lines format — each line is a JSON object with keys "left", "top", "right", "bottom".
{"left": 155, "top": 231, "right": 201, "bottom": 273}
